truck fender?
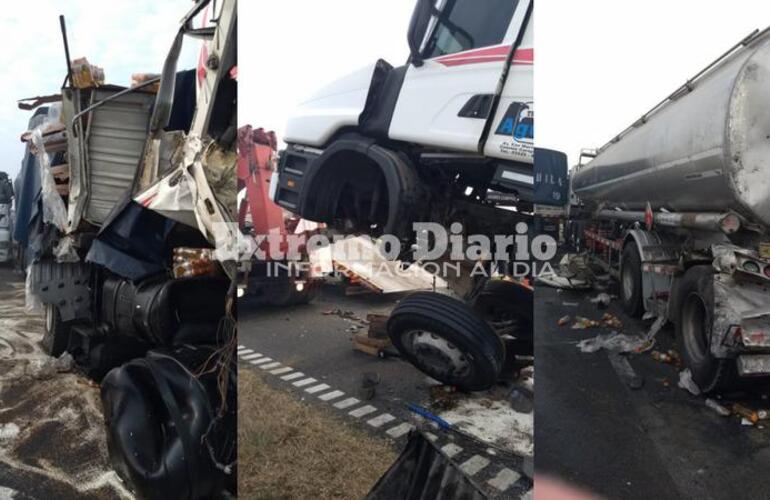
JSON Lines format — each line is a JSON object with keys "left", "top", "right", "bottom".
{"left": 300, "top": 138, "right": 425, "bottom": 239}
{"left": 622, "top": 229, "right": 678, "bottom": 317}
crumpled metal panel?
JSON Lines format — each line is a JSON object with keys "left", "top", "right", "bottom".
{"left": 85, "top": 89, "right": 155, "bottom": 225}
{"left": 366, "top": 432, "right": 487, "bottom": 500}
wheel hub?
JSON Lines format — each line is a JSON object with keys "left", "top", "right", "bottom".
{"left": 402, "top": 329, "right": 470, "bottom": 378}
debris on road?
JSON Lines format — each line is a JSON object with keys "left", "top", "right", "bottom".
{"left": 590, "top": 293, "right": 612, "bottom": 308}
{"left": 732, "top": 403, "right": 759, "bottom": 424}
{"left": 557, "top": 315, "right": 571, "bottom": 326}
{"left": 677, "top": 369, "right": 701, "bottom": 396}
{"left": 571, "top": 316, "right": 600, "bottom": 329}
{"left": 705, "top": 399, "right": 731, "bottom": 417}
{"left": 577, "top": 332, "right": 649, "bottom": 353}
{"left": 538, "top": 253, "right": 595, "bottom": 289}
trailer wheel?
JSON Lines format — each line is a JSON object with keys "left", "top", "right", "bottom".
{"left": 388, "top": 292, "right": 504, "bottom": 391}
{"left": 620, "top": 243, "right": 644, "bottom": 317}
{"left": 676, "top": 266, "right": 734, "bottom": 393}
{"left": 42, "top": 304, "right": 70, "bottom": 357}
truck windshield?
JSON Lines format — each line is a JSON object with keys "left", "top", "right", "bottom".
{"left": 423, "top": 0, "right": 519, "bottom": 58}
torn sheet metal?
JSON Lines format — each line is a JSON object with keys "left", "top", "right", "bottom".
{"left": 366, "top": 432, "right": 486, "bottom": 500}
{"left": 712, "top": 273, "right": 770, "bottom": 357}
{"left": 30, "top": 126, "right": 68, "bottom": 234}
{"left": 86, "top": 199, "right": 175, "bottom": 280}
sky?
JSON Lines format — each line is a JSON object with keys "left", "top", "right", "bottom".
{"left": 239, "top": 0, "right": 416, "bottom": 142}
{"left": 0, "top": 1, "right": 199, "bottom": 180}
{"left": 536, "top": 0, "right": 770, "bottom": 168}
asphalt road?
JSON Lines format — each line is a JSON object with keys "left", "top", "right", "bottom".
{"left": 238, "top": 284, "right": 533, "bottom": 498}
{"left": 535, "top": 283, "right": 770, "bottom": 500}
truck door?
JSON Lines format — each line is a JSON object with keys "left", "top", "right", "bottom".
{"left": 388, "top": 0, "right": 532, "bottom": 154}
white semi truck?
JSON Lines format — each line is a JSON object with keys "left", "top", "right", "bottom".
{"left": 272, "top": 0, "right": 536, "bottom": 390}
{"left": 572, "top": 27, "right": 770, "bottom": 393}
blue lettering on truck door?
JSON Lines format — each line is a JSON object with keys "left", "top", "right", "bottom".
{"left": 495, "top": 102, "right": 534, "bottom": 142}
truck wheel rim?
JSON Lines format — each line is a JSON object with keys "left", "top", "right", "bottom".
{"left": 622, "top": 264, "right": 634, "bottom": 301}
{"left": 682, "top": 292, "right": 709, "bottom": 364}
{"left": 403, "top": 329, "right": 470, "bottom": 378}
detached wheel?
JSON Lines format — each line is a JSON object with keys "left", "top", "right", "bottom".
{"left": 675, "top": 266, "right": 734, "bottom": 393}
{"left": 387, "top": 292, "right": 504, "bottom": 391}
{"left": 620, "top": 243, "right": 644, "bottom": 317}
{"left": 42, "top": 304, "right": 70, "bottom": 357}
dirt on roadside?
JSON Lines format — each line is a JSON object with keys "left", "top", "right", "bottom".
{"left": 0, "top": 268, "right": 133, "bottom": 500}
{"left": 238, "top": 368, "right": 397, "bottom": 499}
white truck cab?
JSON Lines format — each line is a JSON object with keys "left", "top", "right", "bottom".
{"left": 273, "top": 0, "right": 533, "bottom": 240}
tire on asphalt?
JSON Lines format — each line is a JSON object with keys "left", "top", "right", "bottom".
{"left": 675, "top": 265, "right": 734, "bottom": 393}
{"left": 42, "top": 303, "right": 70, "bottom": 357}
{"left": 472, "top": 280, "right": 533, "bottom": 355}
{"left": 387, "top": 292, "right": 504, "bottom": 391}
{"left": 620, "top": 243, "right": 644, "bottom": 318}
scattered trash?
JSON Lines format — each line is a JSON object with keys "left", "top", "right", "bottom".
{"left": 705, "top": 398, "right": 730, "bottom": 417}
{"left": 537, "top": 272, "right": 591, "bottom": 290}
{"left": 741, "top": 418, "right": 755, "bottom": 426}
{"left": 732, "top": 403, "right": 759, "bottom": 424}
{"left": 677, "top": 369, "right": 701, "bottom": 396}
{"left": 601, "top": 312, "right": 623, "bottom": 329}
{"left": 572, "top": 316, "right": 600, "bottom": 329}
{"left": 758, "top": 410, "right": 770, "bottom": 420}
{"left": 0, "top": 423, "right": 20, "bottom": 442}
{"left": 577, "top": 333, "right": 648, "bottom": 353}
{"left": 359, "top": 372, "right": 381, "bottom": 401}
{"left": 54, "top": 352, "right": 74, "bottom": 373}
{"left": 509, "top": 387, "right": 534, "bottom": 414}
{"left": 651, "top": 350, "right": 674, "bottom": 364}
{"left": 557, "top": 315, "right": 571, "bottom": 326}
{"left": 590, "top": 293, "right": 612, "bottom": 309}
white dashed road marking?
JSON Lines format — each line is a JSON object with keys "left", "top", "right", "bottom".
{"left": 305, "top": 383, "right": 331, "bottom": 394}
{"left": 293, "top": 377, "right": 317, "bottom": 387}
{"left": 386, "top": 422, "right": 414, "bottom": 438}
{"left": 251, "top": 357, "right": 273, "bottom": 365}
{"left": 318, "top": 390, "right": 345, "bottom": 401}
{"left": 367, "top": 413, "right": 396, "bottom": 428}
{"left": 460, "top": 455, "right": 490, "bottom": 476}
{"left": 333, "top": 397, "right": 360, "bottom": 409}
{"left": 441, "top": 443, "right": 463, "bottom": 458}
{"left": 270, "top": 366, "right": 293, "bottom": 375}
{"left": 282, "top": 372, "right": 305, "bottom": 381}
{"left": 349, "top": 405, "right": 377, "bottom": 418}
{"left": 241, "top": 352, "right": 262, "bottom": 360}
{"left": 260, "top": 362, "right": 282, "bottom": 370}
{"left": 488, "top": 468, "right": 521, "bottom": 491}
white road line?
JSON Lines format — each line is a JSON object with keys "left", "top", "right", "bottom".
{"left": 333, "top": 397, "right": 360, "bottom": 409}
{"left": 260, "top": 362, "right": 282, "bottom": 370}
{"left": 237, "top": 345, "right": 246, "bottom": 350}
{"left": 318, "top": 390, "right": 345, "bottom": 401}
{"left": 386, "top": 422, "right": 414, "bottom": 438}
{"left": 293, "top": 377, "right": 317, "bottom": 387}
{"left": 459, "top": 455, "right": 490, "bottom": 476}
{"left": 488, "top": 468, "right": 521, "bottom": 491}
{"left": 237, "top": 348, "right": 253, "bottom": 354}
{"left": 270, "top": 366, "right": 293, "bottom": 375}
{"left": 241, "top": 353, "right": 263, "bottom": 360}
{"left": 441, "top": 443, "right": 463, "bottom": 458}
{"left": 424, "top": 432, "right": 439, "bottom": 442}
{"left": 366, "top": 413, "right": 396, "bottom": 428}
{"left": 349, "top": 405, "right": 377, "bottom": 418}
{"left": 282, "top": 372, "right": 305, "bottom": 381}
{"left": 305, "top": 383, "right": 331, "bottom": 394}
{"left": 250, "top": 357, "right": 273, "bottom": 365}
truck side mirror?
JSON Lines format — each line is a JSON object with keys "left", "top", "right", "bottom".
{"left": 407, "top": 0, "right": 433, "bottom": 67}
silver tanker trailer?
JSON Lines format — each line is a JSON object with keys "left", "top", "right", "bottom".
{"left": 571, "top": 27, "right": 770, "bottom": 393}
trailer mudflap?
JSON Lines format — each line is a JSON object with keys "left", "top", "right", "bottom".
{"left": 29, "top": 260, "right": 91, "bottom": 321}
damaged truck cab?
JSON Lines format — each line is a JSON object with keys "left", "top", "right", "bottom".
{"left": 272, "top": 0, "right": 535, "bottom": 391}
{"left": 272, "top": 0, "right": 534, "bottom": 240}
{"left": 17, "top": 1, "right": 237, "bottom": 498}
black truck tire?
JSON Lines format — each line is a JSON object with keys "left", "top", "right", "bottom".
{"left": 42, "top": 304, "right": 70, "bottom": 357}
{"left": 620, "top": 243, "right": 644, "bottom": 318}
{"left": 387, "top": 292, "right": 504, "bottom": 391}
{"left": 675, "top": 265, "right": 734, "bottom": 393}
